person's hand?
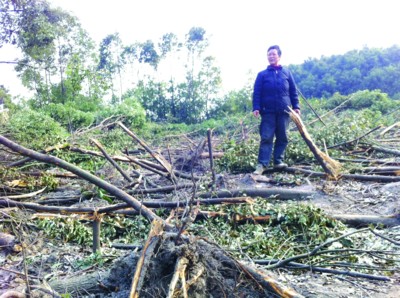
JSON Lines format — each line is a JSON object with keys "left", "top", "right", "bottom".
{"left": 294, "top": 109, "right": 301, "bottom": 116}
{"left": 253, "top": 110, "right": 260, "bottom": 118}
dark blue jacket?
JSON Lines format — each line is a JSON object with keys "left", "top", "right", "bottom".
{"left": 252, "top": 65, "right": 300, "bottom": 114}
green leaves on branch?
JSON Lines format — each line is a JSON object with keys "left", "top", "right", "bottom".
{"left": 216, "top": 139, "right": 258, "bottom": 173}
{"left": 190, "top": 201, "right": 346, "bottom": 260}
{"left": 7, "top": 109, "right": 68, "bottom": 149}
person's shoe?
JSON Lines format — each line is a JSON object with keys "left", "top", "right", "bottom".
{"left": 274, "top": 162, "right": 288, "bottom": 169}
{"left": 253, "top": 164, "right": 267, "bottom": 175}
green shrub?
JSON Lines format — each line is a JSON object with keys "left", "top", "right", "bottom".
{"left": 96, "top": 97, "right": 146, "bottom": 129}
{"left": 43, "top": 103, "right": 95, "bottom": 132}
{"left": 7, "top": 109, "right": 68, "bottom": 149}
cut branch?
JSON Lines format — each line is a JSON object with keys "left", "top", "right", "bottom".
{"left": 130, "top": 219, "right": 164, "bottom": 298}
{"left": 198, "top": 187, "right": 314, "bottom": 200}
{"left": 284, "top": 167, "right": 400, "bottom": 182}
{"left": 118, "top": 122, "right": 176, "bottom": 182}
{"left": 254, "top": 259, "right": 390, "bottom": 281}
{"left": 90, "top": 138, "right": 133, "bottom": 182}
{"left": 328, "top": 125, "right": 382, "bottom": 149}
{"left": 331, "top": 213, "right": 400, "bottom": 227}
{"left": 0, "top": 135, "right": 171, "bottom": 229}
{"left": 288, "top": 107, "right": 341, "bottom": 178}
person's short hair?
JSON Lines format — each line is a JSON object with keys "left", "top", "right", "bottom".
{"left": 267, "top": 45, "right": 281, "bottom": 57}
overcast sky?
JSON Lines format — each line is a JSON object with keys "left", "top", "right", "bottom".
{"left": 1, "top": 0, "right": 400, "bottom": 96}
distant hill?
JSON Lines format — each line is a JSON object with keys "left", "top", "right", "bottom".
{"left": 289, "top": 45, "right": 400, "bottom": 99}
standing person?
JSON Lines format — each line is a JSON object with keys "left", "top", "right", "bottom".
{"left": 252, "top": 45, "right": 300, "bottom": 175}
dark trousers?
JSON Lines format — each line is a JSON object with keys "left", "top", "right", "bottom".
{"left": 258, "top": 112, "right": 290, "bottom": 166}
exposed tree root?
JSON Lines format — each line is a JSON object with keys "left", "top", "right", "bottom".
{"left": 49, "top": 227, "right": 304, "bottom": 298}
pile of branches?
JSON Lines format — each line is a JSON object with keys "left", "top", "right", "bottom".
{"left": 0, "top": 119, "right": 400, "bottom": 297}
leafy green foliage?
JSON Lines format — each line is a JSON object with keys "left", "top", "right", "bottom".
{"left": 190, "top": 201, "right": 346, "bottom": 260}
{"left": 216, "top": 139, "right": 258, "bottom": 173}
{"left": 38, "top": 218, "right": 92, "bottom": 245}
{"left": 7, "top": 108, "right": 68, "bottom": 149}
{"left": 74, "top": 252, "right": 105, "bottom": 269}
{"left": 53, "top": 150, "right": 105, "bottom": 174}
{"left": 36, "top": 215, "right": 150, "bottom": 247}
{"left": 211, "top": 84, "right": 253, "bottom": 118}
{"left": 42, "top": 103, "right": 95, "bottom": 132}
{"left": 96, "top": 97, "right": 146, "bottom": 129}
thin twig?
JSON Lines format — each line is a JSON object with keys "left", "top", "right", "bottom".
{"left": 262, "top": 228, "right": 369, "bottom": 269}
{"left": 369, "top": 228, "right": 400, "bottom": 246}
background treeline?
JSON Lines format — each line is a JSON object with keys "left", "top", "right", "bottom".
{"left": 0, "top": 0, "right": 399, "bottom": 134}
{"left": 290, "top": 45, "right": 400, "bottom": 99}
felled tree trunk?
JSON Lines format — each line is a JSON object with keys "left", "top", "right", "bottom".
{"left": 0, "top": 135, "right": 171, "bottom": 230}
{"left": 331, "top": 213, "right": 400, "bottom": 227}
{"left": 198, "top": 187, "right": 315, "bottom": 200}
{"left": 288, "top": 107, "right": 341, "bottom": 179}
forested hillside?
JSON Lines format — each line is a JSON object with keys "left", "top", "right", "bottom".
{"left": 1, "top": 0, "right": 400, "bottom": 131}
{"left": 290, "top": 45, "right": 400, "bottom": 99}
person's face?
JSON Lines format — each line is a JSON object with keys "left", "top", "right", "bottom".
{"left": 267, "top": 49, "right": 280, "bottom": 66}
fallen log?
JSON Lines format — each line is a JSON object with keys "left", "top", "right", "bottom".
{"left": 0, "top": 134, "right": 172, "bottom": 230}
{"left": 361, "top": 166, "right": 400, "bottom": 175}
{"left": 128, "top": 183, "right": 195, "bottom": 194}
{"left": 378, "top": 121, "right": 400, "bottom": 137}
{"left": 341, "top": 173, "right": 400, "bottom": 182}
{"left": 90, "top": 138, "right": 134, "bottom": 183}
{"left": 371, "top": 145, "right": 400, "bottom": 156}
{"left": 331, "top": 213, "right": 400, "bottom": 227}
{"left": 0, "top": 197, "right": 253, "bottom": 215}
{"left": 0, "top": 187, "right": 46, "bottom": 200}
{"left": 336, "top": 157, "right": 400, "bottom": 166}
{"left": 254, "top": 259, "right": 390, "bottom": 281}
{"left": 284, "top": 167, "right": 400, "bottom": 182}
{"left": 288, "top": 107, "right": 341, "bottom": 178}
{"left": 198, "top": 187, "right": 315, "bottom": 200}
{"left": 207, "top": 129, "right": 216, "bottom": 189}
{"left": 21, "top": 170, "right": 78, "bottom": 179}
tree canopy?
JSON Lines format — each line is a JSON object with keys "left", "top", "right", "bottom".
{"left": 1, "top": 0, "right": 400, "bottom": 129}
{"left": 290, "top": 45, "right": 400, "bottom": 99}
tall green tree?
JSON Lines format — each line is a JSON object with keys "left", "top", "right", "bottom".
{"left": 197, "top": 56, "right": 222, "bottom": 119}
{"left": 98, "top": 33, "right": 124, "bottom": 102}
{"left": 1, "top": 0, "right": 100, "bottom": 108}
